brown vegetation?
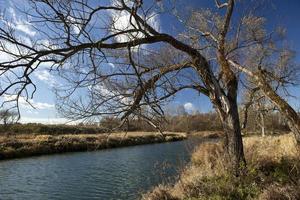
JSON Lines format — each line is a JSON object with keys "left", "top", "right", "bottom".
{"left": 0, "top": 123, "right": 107, "bottom": 135}
{"left": 0, "top": 110, "right": 290, "bottom": 136}
{"left": 0, "top": 132, "right": 186, "bottom": 160}
{"left": 142, "top": 134, "right": 300, "bottom": 200}
{"left": 99, "top": 111, "right": 289, "bottom": 134}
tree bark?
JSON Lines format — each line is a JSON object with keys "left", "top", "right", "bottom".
{"left": 217, "top": 98, "right": 246, "bottom": 175}
{"left": 259, "top": 112, "right": 265, "bottom": 137}
{"left": 193, "top": 55, "right": 246, "bottom": 175}
{"left": 214, "top": 46, "right": 246, "bottom": 174}
{"left": 256, "top": 72, "right": 300, "bottom": 143}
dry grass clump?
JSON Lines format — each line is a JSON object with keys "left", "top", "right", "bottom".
{"left": 142, "top": 185, "right": 179, "bottom": 200}
{"left": 244, "top": 134, "right": 299, "bottom": 163}
{"left": 258, "top": 184, "right": 300, "bottom": 200}
{"left": 190, "top": 142, "right": 227, "bottom": 175}
{"left": 143, "top": 133, "right": 300, "bottom": 200}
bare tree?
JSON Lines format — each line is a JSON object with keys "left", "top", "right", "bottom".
{"left": 181, "top": 0, "right": 300, "bottom": 142}
{"left": 0, "top": 0, "right": 247, "bottom": 173}
{"left": 227, "top": 27, "right": 300, "bottom": 142}
{"left": 241, "top": 88, "right": 276, "bottom": 136}
{"left": 0, "top": 109, "right": 18, "bottom": 125}
{"left": 1, "top": 0, "right": 299, "bottom": 173}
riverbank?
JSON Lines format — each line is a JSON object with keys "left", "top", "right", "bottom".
{"left": 0, "top": 132, "right": 186, "bottom": 160}
{"left": 143, "top": 134, "right": 300, "bottom": 200}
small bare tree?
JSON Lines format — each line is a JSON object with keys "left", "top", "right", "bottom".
{"left": 0, "top": 109, "right": 18, "bottom": 125}
{"left": 241, "top": 88, "right": 276, "bottom": 137}
{"left": 228, "top": 32, "right": 300, "bottom": 142}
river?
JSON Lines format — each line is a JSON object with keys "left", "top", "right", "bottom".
{"left": 0, "top": 136, "right": 204, "bottom": 200}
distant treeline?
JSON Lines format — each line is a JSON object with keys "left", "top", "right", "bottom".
{"left": 100, "top": 111, "right": 290, "bottom": 134}
{"left": 0, "top": 111, "right": 290, "bottom": 135}
{"left": 0, "top": 123, "right": 107, "bottom": 135}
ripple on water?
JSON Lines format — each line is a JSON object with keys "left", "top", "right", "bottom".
{"left": 0, "top": 137, "right": 203, "bottom": 200}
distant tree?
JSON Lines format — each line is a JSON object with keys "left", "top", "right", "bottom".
{"left": 176, "top": 105, "right": 188, "bottom": 116}
{"left": 0, "top": 109, "right": 18, "bottom": 125}
{"left": 100, "top": 116, "right": 122, "bottom": 131}
{"left": 241, "top": 88, "right": 273, "bottom": 136}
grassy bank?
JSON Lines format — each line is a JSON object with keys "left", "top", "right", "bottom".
{"left": 0, "top": 132, "right": 186, "bottom": 160}
{"left": 143, "top": 134, "right": 300, "bottom": 200}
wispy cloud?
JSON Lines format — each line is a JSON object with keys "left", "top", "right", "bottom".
{"left": 5, "top": 7, "right": 36, "bottom": 36}
{"left": 2, "top": 94, "right": 55, "bottom": 110}
{"left": 33, "top": 69, "right": 57, "bottom": 87}
{"left": 20, "top": 117, "right": 72, "bottom": 124}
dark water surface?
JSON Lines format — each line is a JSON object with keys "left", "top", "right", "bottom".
{"left": 0, "top": 136, "right": 203, "bottom": 200}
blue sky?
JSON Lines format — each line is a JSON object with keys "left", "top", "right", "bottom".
{"left": 0, "top": 0, "right": 300, "bottom": 123}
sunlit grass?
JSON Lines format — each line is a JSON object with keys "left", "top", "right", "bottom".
{"left": 0, "top": 132, "right": 187, "bottom": 160}
{"left": 143, "top": 133, "right": 300, "bottom": 200}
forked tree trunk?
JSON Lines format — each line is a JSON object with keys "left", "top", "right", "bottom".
{"left": 193, "top": 55, "right": 246, "bottom": 175}
{"left": 215, "top": 52, "right": 246, "bottom": 174}
{"left": 218, "top": 100, "right": 246, "bottom": 175}
{"left": 256, "top": 72, "right": 300, "bottom": 143}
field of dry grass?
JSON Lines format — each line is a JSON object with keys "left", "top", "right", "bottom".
{"left": 190, "top": 131, "right": 224, "bottom": 139}
{"left": 143, "top": 134, "right": 300, "bottom": 200}
{"left": 0, "top": 132, "right": 187, "bottom": 160}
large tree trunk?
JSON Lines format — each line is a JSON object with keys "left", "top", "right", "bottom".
{"left": 193, "top": 55, "right": 246, "bottom": 175}
{"left": 215, "top": 51, "right": 246, "bottom": 174}
{"left": 217, "top": 99, "right": 246, "bottom": 175}
{"left": 256, "top": 72, "right": 300, "bottom": 143}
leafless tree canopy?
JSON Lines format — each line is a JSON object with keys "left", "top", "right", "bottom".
{"left": 1, "top": 0, "right": 300, "bottom": 173}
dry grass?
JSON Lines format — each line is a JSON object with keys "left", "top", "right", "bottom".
{"left": 190, "top": 131, "right": 224, "bottom": 139}
{"left": 244, "top": 134, "right": 299, "bottom": 163}
{"left": 143, "top": 133, "right": 300, "bottom": 200}
{"left": 0, "top": 132, "right": 186, "bottom": 160}
{"left": 258, "top": 184, "right": 300, "bottom": 200}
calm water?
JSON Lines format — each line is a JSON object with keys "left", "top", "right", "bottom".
{"left": 0, "top": 136, "right": 203, "bottom": 200}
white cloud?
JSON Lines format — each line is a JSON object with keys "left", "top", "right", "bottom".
{"left": 0, "top": 8, "right": 35, "bottom": 63}
{"left": 36, "top": 39, "right": 59, "bottom": 51}
{"left": 33, "top": 69, "right": 56, "bottom": 86}
{"left": 184, "top": 102, "right": 196, "bottom": 113}
{"left": 33, "top": 102, "right": 55, "bottom": 110}
{"left": 89, "top": 84, "right": 132, "bottom": 105}
{"left": 108, "top": 63, "right": 115, "bottom": 68}
{"left": 19, "top": 117, "right": 72, "bottom": 124}
{"left": 25, "top": 110, "right": 39, "bottom": 115}
{"left": 110, "top": 7, "right": 160, "bottom": 43}
{"left": 19, "top": 35, "right": 32, "bottom": 46}
{"left": 67, "top": 16, "right": 82, "bottom": 34}
{"left": 0, "top": 41, "right": 19, "bottom": 63}
{"left": 5, "top": 7, "right": 36, "bottom": 36}
{"left": 111, "top": 0, "right": 134, "bottom": 7}
{"left": 2, "top": 94, "right": 55, "bottom": 110}
{"left": 90, "top": 84, "right": 111, "bottom": 96}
